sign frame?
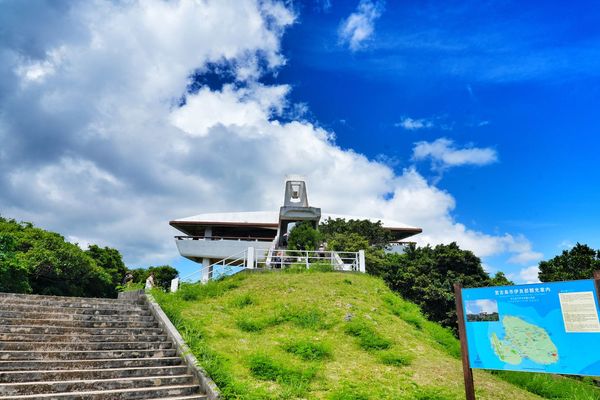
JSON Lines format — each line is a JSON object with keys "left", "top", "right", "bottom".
{"left": 454, "top": 271, "right": 600, "bottom": 400}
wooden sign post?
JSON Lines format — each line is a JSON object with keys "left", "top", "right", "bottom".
{"left": 454, "top": 283, "right": 476, "bottom": 400}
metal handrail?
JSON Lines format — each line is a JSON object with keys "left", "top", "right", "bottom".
{"left": 174, "top": 248, "right": 363, "bottom": 291}
{"left": 259, "top": 249, "right": 360, "bottom": 271}
{"left": 175, "top": 235, "right": 274, "bottom": 242}
{"left": 180, "top": 248, "right": 248, "bottom": 283}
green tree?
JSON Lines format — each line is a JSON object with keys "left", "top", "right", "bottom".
{"left": 382, "top": 243, "right": 491, "bottom": 332}
{"left": 19, "top": 230, "right": 113, "bottom": 297}
{"left": 320, "top": 218, "right": 392, "bottom": 249}
{"left": 147, "top": 265, "right": 179, "bottom": 291}
{"left": 86, "top": 245, "right": 127, "bottom": 288}
{"left": 287, "top": 222, "right": 321, "bottom": 251}
{"left": 489, "top": 271, "right": 514, "bottom": 286}
{"left": 0, "top": 215, "right": 115, "bottom": 298}
{"left": 538, "top": 243, "right": 600, "bottom": 282}
{"left": 128, "top": 265, "right": 179, "bottom": 291}
{"left": 0, "top": 234, "right": 31, "bottom": 293}
{"left": 326, "top": 232, "right": 369, "bottom": 252}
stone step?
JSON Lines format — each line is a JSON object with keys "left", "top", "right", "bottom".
{"left": 0, "top": 357, "right": 183, "bottom": 371}
{"left": 0, "top": 365, "right": 189, "bottom": 383}
{"left": 0, "top": 333, "right": 168, "bottom": 343}
{"left": 0, "top": 299, "right": 144, "bottom": 311}
{"left": 0, "top": 384, "right": 202, "bottom": 399}
{"left": 0, "top": 303, "right": 151, "bottom": 316}
{"left": 0, "top": 303, "right": 152, "bottom": 315}
{"left": 0, "top": 375, "right": 194, "bottom": 396}
{"left": 0, "top": 348, "right": 177, "bottom": 360}
{"left": 0, "top": 341, "right": 173, "bottom": 351}
{"left": 0, "top": 317, "right": 158, "bottom": 328}
{"left": 0, "top": 310, "right": 155, "bottom": 322}
{"left": 0, "top": 324, "right": 164, "bottom": 335}
{"left": 0, "top": 292, "right": 138, "bottom": 304}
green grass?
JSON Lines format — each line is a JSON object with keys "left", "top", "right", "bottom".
{"left": 236, "top": 305, "right": 329, "bottom": 333}
{"left": 492, "top": 371, "right": 600, "bottom": 400}
{"left": 282, "top": 340, "right": 332, "bottom": 361}
{"left": 230, "top": 293, "right": 255, "bottom": 308}
{"left": 153, "top": 272, "right": 600, "bottom": 400}
{"left": 377, "top": 351, "right": 413, "bottom": 367}
{"left": 247, "top": 353, "right": 317, "bottom": 384}
{"left": 343, "top": 319, "right": 392, "bottom": 351}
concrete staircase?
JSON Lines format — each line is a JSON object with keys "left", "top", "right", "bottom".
{"left": 0, "top": 292, "right": 207, "bottom": 400}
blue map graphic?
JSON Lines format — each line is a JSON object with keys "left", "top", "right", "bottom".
{"left": 462, "top": 279, "right": 600, "bottom": 376}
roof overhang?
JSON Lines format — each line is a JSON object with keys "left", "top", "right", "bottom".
{"left": 170, "top": 211, "right": 422, "bottom": 239}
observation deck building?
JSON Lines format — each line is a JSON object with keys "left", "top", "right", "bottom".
{"left": 170, "top": 178, "right": 422, "bottom": 274}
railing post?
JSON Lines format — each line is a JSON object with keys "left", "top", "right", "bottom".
{"left": 201, "top": 258, "right": 211, "bottom": 283}
{"left": 246, "top": 247, "right": 255, "bottom": 269}
{"left": 358, "top": 250, "right": 366, "bottom": 273}
{"left": 170, "top": 278, "right": 179, "bottom": 293}
{"left": 306, "top": 250, "right": 309, "bottom": 269}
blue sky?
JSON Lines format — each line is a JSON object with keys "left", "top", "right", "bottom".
{"left": 1, "top": 0, "right": 599, "bottom": 283}
{"left": 269, "top": 0, "right": 600, "bottom": 279}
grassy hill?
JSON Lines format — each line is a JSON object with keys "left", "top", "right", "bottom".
{"left": 153, "top": 271, "right": 600, "bottom": 400}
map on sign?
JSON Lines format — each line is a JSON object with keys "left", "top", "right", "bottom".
{"left": 462, "top": 279, "right": 600, "bottom": 376}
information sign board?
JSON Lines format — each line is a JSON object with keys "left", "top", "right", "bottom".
{"left": 462, "top": 279, "right": 600, "bottom": 376}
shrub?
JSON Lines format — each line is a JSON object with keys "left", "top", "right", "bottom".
{"left": 287, "top": 221, "right": 322, "bottom": 251}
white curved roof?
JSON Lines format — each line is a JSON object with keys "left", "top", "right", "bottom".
{"left": 171, "top": 211, "right": 419, "bottom": 231}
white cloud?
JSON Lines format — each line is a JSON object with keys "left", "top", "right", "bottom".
{"left": 0, "top": 0, "right": 540, "bottom": 273}
{"left": 508, "top": 251, "right": 544, "bottom": 265}
{"left": 519, "top": 266, "right": 541, "bottom": 284}
{"left": 171, "top": 84, "right": 289, "bottom": 137}
{"left": 412, "top": 138, "right": 498, "bottom": 170}
{"left": 395, "top": 117, "right": 434, "bottom": 130}
{"left": 338, "top": 0, "right": 384, "bottom": 51}
{"left": 466, "top": 299, "right": 497, "bottom": 315}
{"left": 558, "top": 240, "right": 574, "bottom": 249}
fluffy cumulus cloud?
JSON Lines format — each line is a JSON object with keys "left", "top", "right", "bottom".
{"left": 412, "top": 138, "right": 498, "bottom": 171}
{"left": 0, "top": 0, "right": 538, "bottom": 278}
{"left": 517, "top": 266, "right": 541, "bottom": 284}
{"left": 338, "top": 0, "right": 385, "bottom": 51}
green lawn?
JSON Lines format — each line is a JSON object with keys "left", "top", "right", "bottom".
{"left": 152, "top": 271, "right": 599, "bottom": 400}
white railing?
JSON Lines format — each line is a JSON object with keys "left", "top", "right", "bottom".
{"left": 177, "top": 248, "right": 249, "bottom": 285}
{"left": 172, "top": 247, "right": 365, "bottom": 292}
{"left": 260, "top": 249, "right": 361, "bottom": 272}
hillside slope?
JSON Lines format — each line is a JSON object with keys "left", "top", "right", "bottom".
{"left": 154, "top": 272, "right": 546, "bottom": 400}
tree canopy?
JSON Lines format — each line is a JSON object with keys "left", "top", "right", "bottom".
{"left": 538, "top": 243, "right": 600, "bottom": 282}
{"left": 287, "top": 221, "right": 322, "bottom": 251}
{"left": 319, "top": 218, "right": 392, "bottom": 249}
{"left": 0, "top": 216, "right": 114, "bottom": 297}
{"left": 382, "top": 243, "right": 496, "bottom": 331}
{"left": 0, "top": 215, "right": 178, "bottom": 297}
{"left": 128, "top": 265, "right": 179, "bottom": 291}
